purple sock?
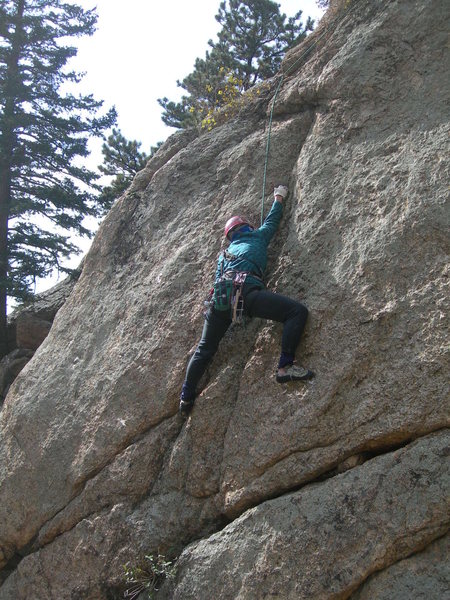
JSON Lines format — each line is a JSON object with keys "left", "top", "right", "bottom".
{"left": 278, "top": 352, "right": 294, "bottom": 369}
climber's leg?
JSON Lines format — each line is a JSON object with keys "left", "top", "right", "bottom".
{"left": 244, "top": 288, "right": 314, "bottom": 382}
{"left": 180, "top": 308, "right": 231, "bottom": 416}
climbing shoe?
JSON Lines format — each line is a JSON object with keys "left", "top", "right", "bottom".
{"left": 179, "top": 382, "right": 196, "bottom": 418}
{"left": 276, "top": 364, "right": 314, "bottom": 383}
{"left": 179, "top": 399, "right": 195, "bottom": 418}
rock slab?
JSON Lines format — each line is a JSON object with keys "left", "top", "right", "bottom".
{"left": 159, "top": 430, "right": 450, "bottom": 599}
{"left": 0, "top": 0, "right": 449, "bottom": 597}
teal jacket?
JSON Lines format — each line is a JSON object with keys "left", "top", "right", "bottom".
{"left": 215, "top": 200, "right": 283, "bottom": 289}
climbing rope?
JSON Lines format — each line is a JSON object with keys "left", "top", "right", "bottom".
{"left": 260, "top": 0, "right": 366, "bottom": 224}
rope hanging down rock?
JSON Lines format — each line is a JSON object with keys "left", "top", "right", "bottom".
{"left": 260, "top": 0, "right": 366, "bottom": 224}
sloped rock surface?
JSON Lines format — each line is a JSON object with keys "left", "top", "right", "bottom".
{"left": 158, "top": 430, "right": 450, "bottom": 599}
{"left": 351, "top": 533, "right": 449, "bottom": 600}
{"left": 7, "top": 265, "right": 80, "bottom": 349}
{"left": 0, "top": 0, "right": 449, "bottom": 597}
{"left": 15, "top": 312, "right": 52, "bottom": 351}
{"left": 1, "top": 268, "right": 80, "bottom": 403}
{"left": 0, "top": 349, "right": 34, "bottom": 404}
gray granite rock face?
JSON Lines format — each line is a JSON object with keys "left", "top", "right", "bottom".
{"left": 0, "top": 0, "right": 448, "bottom": 597}
{"left": 158, "top": 431, "right": 450, "bottom": 599}
{"left": 1, "top": 270, "right": 80, "bottom": 403}
{"left": 351, "top": 533, "right": 450, "bottom": 600}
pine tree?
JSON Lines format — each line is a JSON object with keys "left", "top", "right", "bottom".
{"left": 98, "top": 129, "right": 160, "bottom": 210}
{"left": 0, "top": 0, "right": 116, "bottom": 357}
{"left": 158, "top": 0, "right": 313, "bottom": 129}
{"left": 159, "top": 50, "right": 230, "bottom": 129}
{"left": 214, "top": 0, "right": 313, "bottom": 88}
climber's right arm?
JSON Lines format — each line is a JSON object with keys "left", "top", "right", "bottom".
{"left": 258, "top": 185, "right": 288, "bottom": 243}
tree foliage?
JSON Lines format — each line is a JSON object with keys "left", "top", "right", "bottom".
{"left": 214, "top": 0, "right": 313, "bottom": 87}
{"left": 97, "top": 129, "right": 161, "bottom": 210}
{"left": 0, "top": 0, "right": 116, "bottom": 356}
{"left": 158, "top": 0, "right": 313, "bottom": 129}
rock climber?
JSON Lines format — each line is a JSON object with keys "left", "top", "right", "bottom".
{"left": 179, "top": 185, "right": 314, "bottom": 417}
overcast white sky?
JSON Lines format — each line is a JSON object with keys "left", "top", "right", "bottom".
{"left": 32, "top": 0, "right": 325, "bottom": 297}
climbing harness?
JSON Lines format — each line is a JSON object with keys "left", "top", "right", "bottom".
{"left": 260, "top": 0, "right": 366, "bottom": 224}
{"left": 222, "top": 249, "right": 265, "bottom": 282}
{"left": 208, "top": 250, "right": 264, "bottom": 324}
{"left": 231, "top": 271, "right": 246, "bottom": 324}
{"left": 210, "top": 271, "right": 246, "bottom": 323}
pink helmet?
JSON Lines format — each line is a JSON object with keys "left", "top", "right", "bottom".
{"left": 224, "top": 215, "right": 251, "bottom": 240}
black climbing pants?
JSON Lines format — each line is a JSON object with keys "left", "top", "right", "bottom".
{"left": 184, "top": 287, "right": 308, "bottom": 393}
